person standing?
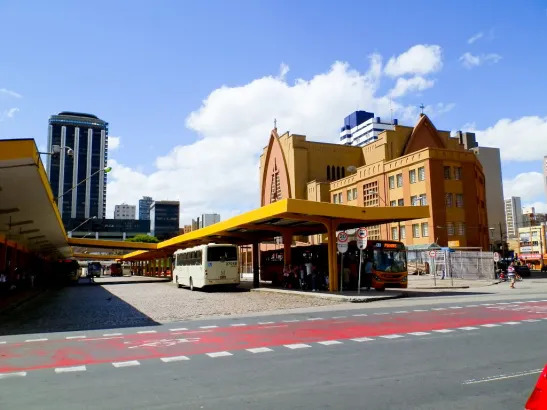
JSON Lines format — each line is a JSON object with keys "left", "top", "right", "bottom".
{"left": 364, "top": 257, "right": 373, "bottom": 291}
{"left": 507, "top": 262, "right": 516, "bottom": 288}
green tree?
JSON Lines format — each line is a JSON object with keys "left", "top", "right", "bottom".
{"left": 126, "top": 234, "right": 160, "bottom": 243}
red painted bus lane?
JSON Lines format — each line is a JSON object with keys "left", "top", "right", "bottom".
{"left": 1, "top": 302, "right": 546, "bottom": 374}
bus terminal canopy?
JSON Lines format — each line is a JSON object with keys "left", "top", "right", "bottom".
{"left": 122, "top": 198, "right": 429, "bottom": 261}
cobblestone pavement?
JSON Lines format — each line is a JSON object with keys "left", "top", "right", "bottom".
{"left": 0, "top": 278, "right": 340, "bottom": 335}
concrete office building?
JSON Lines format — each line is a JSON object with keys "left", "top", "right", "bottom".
{"left": 517, "top": 224, "right": 547, "bottom": 269}
{"left": 150, "top": 201, "right": 180, "bottom": 240}
{"left": 191, "top": 213, "right": 221, "bottom": 230}
{"left": 46, "top": 111, "right": 108, "bottom": 220}
{"left": 114, "top": 203, "right": 136, "bottom": 220}
{"left": 139, "top": 196, "right": 154, "bottom": 220}
{"left": 505, "top": 196, "right": 523, "bottom": 239}
{"left": 339, "top": 111, "right": 396, "bottom": 147}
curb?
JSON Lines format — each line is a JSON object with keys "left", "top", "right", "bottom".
{"left": 250, "top": 287, "right": 405, "bottom": 303}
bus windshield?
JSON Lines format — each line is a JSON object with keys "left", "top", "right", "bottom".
{"left": 207, "top": 246, "right": 237, "bottom": 262}
{"left": 373, "top": 249, "right": 407, "bottom": 273}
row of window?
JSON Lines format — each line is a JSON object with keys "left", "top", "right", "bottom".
{"left": 444, "top": 166, "right": 462, "bottom": 180}
{"left": 326, "top": 165, "right": 345, "bottom": 181}
{"left": 445, "top": 193, "right": 464, "bottom": 208}
{"left": 176, "top": 250, "right": 203, "bottom": 266}
{"left": 390, "top": 222, "right": 466, "bottom": 239}
{"left": 389, "top": 167, "right": 426, "bottom": 189}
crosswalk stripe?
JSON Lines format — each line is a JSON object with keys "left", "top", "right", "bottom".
{"left": 351, "top": 337, "right": 374, "bottom": 342}
{"left": 284, "top": 343, "right": 311, "bottom": 349}
{"left": 246, "top": 347, "right": 274, "bottom": 354}
{"left": 112, "top": 361, "right": 140, "bottom": 368}
{"left": 55, "top": 366, "right": 86, "bottom": 373}
{"left": 160, "top": 356, "right": 190, "bottom": 362}
{"left": 317, "top": 340, "right": 343, "bottom": 346}
{"left": 206, "top": 351, "right": 232, "bottom": 358}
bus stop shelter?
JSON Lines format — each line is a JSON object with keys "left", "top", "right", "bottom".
{"left": 122, "top": 198, "right": 429, "bottom": 291}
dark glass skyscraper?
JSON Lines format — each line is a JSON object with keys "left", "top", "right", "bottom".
{"left": 46, "top": 112, "right": 108, "bottom": 220}
{"left": 139, "top": 196, "right": 154, "bottom": 220}
{"left": 150, "top": 201, "right": 180, "bottom": 240}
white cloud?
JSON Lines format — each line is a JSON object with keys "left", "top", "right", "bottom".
{"left": 503, "top": 172, "right": 547, "bottom": 213}
{"left": 467, "top": 32, "right": 484, "bottom": 44}
{"left": 470, "top": 116, "right": 547, "bottom": 161}
{"left": 460, "top": 52, "right": 502, "bottom": 69}
{"left": 106, "top": 48, "right": 452, "bottom": 224}
{"left": 384, "top": 45, "right": 443, "bottom": 77}
{"left": 0, "top": 88, "right": 22, "bottom": 98}
{"left": 0, "top": 107, "right": 19, "bottom": 121}
{"left": 108, "top": 136, "right": 121, "bottom": 150}
{"left": 388, "top": 76, "right": 435, "bottom": 98}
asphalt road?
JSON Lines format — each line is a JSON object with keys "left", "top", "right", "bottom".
{"left": 1, "top": 286, "right": 545, "bottom": 409}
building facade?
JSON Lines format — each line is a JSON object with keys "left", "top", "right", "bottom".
{"left": 260, "top": 114, "right": 490, "bottom": 249}
{"left": 522, "top": 207, "right": 547, "bottom": 227}
{"left": 65, "top": 218, "right": 150, "bottom": 241}
{"left": 46, "top": 112, "right": 108, "bottom": 220}
{"left": 114, "top": 204, "right": 136, "bottom": 220}
{"left": 505, "top": 197, "right": 523, "bottom": 239}
{"left": 191, "top": 213, "right": 221, "bottom": 230}
{"left": 139, "top": 196, "right": 154, "bottom": 220}
{"left": 517, "top": 224, "right": 547, "bottom": 269}
{"left": 339, "top": 111, "right": 396, "bottom": 147}
{"left": 150, "top": 201, "right": 180, "bottom": 240}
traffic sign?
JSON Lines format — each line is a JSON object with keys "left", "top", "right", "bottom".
{"left": 337, "top": 231, "right": 349, "bottom": 253}
{"left": 493, "top": 252, "right": 500, "bottom": 262}
{"left": 357, "top": 227, "right": 368, "bottom": 239}
{"left": 428, "top": 250, "right": 436, "bottom": 258}
{"left": 357, "top": 238, "right": 368, "bottom": 250}
{"left": 337, "top": 231, "right": 349, "bottom": 243}
{"left": 337, "top": 242, "right": 348, "bottom": 253}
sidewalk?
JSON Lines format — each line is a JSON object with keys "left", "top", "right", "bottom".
{"left": 407, "top": 274, "right": 499, "bottom": 289}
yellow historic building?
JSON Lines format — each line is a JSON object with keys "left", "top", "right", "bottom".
{"left": 260, "top": 114, "right": 490, "bottom": 249}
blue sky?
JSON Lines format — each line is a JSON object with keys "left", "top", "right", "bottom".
{"left": 1, "top": 0, "right": 546, "bottom": 221}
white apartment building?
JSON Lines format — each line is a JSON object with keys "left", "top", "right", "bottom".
{"left": 114, "top": 203, "right": 136, "bottom": 220}
{"left": 505, "top": 196, "right": 523, "bottom": 239}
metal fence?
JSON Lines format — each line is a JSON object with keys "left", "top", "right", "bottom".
{"left": 407, "top": 248, "right": 495, "bottom": 281}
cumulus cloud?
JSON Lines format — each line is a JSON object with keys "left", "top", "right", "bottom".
{"left": 108, "top": 136, "right": 121, "bottom": 150}
{"left": 0, "top": 107, "right": 19, "bottom": 121}
{"left": 0, "top": 88, "right": 22, "bottom": 98}
{"left": 384, "top": 45, "right": 443, "bottom": 77}
{"left": 460, "top": 52, "right": 502, "bottom": 69}
{"left": 503, "top": 172, "right": 547, "bottom": 213}
{"left": 388, "top": 76, "right": 435, "bottom": 98}
{"left": 106, "top": 45, "right": 451, "bottom": 223}
{"left": 467, "top": 32, "right": 484, "bottom": 44}
{"left": 470, "top": 116, "right": 547, "bottom": 161}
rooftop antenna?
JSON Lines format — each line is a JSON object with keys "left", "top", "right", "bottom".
{"left": 420, "top": 103, "right": 425, "bottom": 115}
{"left": 273, "top": 118, "right": 277, "bottom": 130}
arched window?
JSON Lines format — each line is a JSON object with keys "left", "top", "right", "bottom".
{"left": 326, "top": 166, "right": 331, "bottom": 180}
{"left": 337, "top": 166, "right": 341, "bottom": 180}
{"left": 330, "top": 165, "right": 335, "bottom": 180}
{"left": 342, "top": 167, "right": 346, "bottom": 178}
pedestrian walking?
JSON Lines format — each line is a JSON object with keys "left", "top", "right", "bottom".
{"left": 507, "top": 262, "right": 516, "bottom": 288}
{"left": 364, "top": 258, "right": 373, "bottom": 291}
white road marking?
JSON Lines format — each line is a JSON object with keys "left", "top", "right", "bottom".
{"left": 352, "top": 313, "right": 368, "bottom": 317}
{"left": 373, "top": 312, "right": 389, "bottom": 315}
{"left": 0, "top": 341, "right": 6, "bottom": 344}
{"left": 449, "top": 306, "right": 463, "bottom": 309}
{"left": 413, "top": 309, "right": 427, "bottom": 312}
{"left": 380, "top": 334, "right": 404, "bottom": 339}
{"left": 55, "top": 366, "right": 86, "bottom": 373}
{"left": 199, "top": 325, "right": 218, "bottom": 329}
{"left": 284, "top": 343, "right": 311, "bottom": 349}
{"left": 172, "top": 330, "right": 212, "bottom": 334}
{"left": 260, "top": 325, "right": 288, "bottom": 329}
{"left": 458, "top": 327, "right": 479, "bottom": 330}
{"left": 467, "top": 305, "right": 479, "bottom": 307}
{"left": 332, "top": 316, "right": 347, "bottom": 319}
{"left": 502, "top": 321, "right": 521, "bottom": 325}
{"left": 283, "top": 319, "right": 299, "bottom": 323}
{"left": 258, "top": 321, "right": 274, "bottom": 325}
{"left": 160, "top": 356, "right": 190, "bottom": 362}
{"left": 496, "top": 302, "right": 510, "bottom": 305}
{"left": 112, "top": 360, "right": 140, "bottom": 368}
{"left": 246, "top": 347, "right": 273, "bottom": 354}
{"left": 137, "top": 330, "right": 157, "bottom": 334}
{"left": 169, "top": 328, "right": 188, "bottom": 332}
{"left": 480, "top": 303, "right": 494, "bottom": 306}
{"left": 433, "top": 329, "right": 454, "bottom": 333}
{"left": 394, "top": 311, "right": 408, "bottom": 314}
{"left": 103, "top": 333, "right": 122, "bottom": 336}
{"left": 83, "top": 336, "right": 123, "bottom": 341}
{"left": 307, "top": 318, "right": 323, "bottom": 321}
{"left": 527, "top": 300, "right": 539, "bottom": 303}
{"left": 230, "top": 324, "right": 247, "bottom": 327}
{"left": 25, "top": 338, "right": 47, "bottom": 342}
{"left": 513, "top": 301, "right": 524, "bottom": 304}
{"left": 522, "top": 319, "right": 541, "bottom": 322}
{"left": 0, "top": 372, "right": 27, "bottom": 379}
{"left": 351, "top": 337, "right": 374, "bottom": 342}
{"left": 463, "top": 369, "right": 543, "bottom": 385}
{"left": 66, "top": 335, "right": 86, "bottom": 340}
{"left": 206, "top": 351, "right": 233, "bottom": 358}
{"left": 432, "top": 308, "right": 447, "bottom": 311}
{"left": 317, "top": 340, "right": 343, "bottom": 346}
{"left": 481, "top": 324, "right": 501, "bottom": 328}
{"left": 408, "top": 332, "right": 430, "bottom": 336}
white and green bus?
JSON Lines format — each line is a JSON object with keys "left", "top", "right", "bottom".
{"left": 173, "top": 244, "right": 239, "bottom": 290}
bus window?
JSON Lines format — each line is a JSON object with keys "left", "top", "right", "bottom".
{"left": 207, "top": 246, "right": 237, "bottom": 262}
{"left": 373, "top": 249, "right": 407, "bottom": 273}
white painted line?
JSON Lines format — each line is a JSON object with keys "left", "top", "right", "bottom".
{"left": 246, "top": 347, "right": 273, "bottom": 354}
{"left": 496, "top": 302, "right": 510, "bottom": 305}
{"left": 351, "top": 337, "right": 374, "bottom": 342}
{"left": 527, "top": 300, "right": 539, "bottom": 303}
{"left": 137, "top": 330, "right": 157, "bottom": 334}
{"left": 433, "top": 329, "right": 454, "bottom": 333}
{"left": 283, "top": 319, "right": 299, "bottom": 323}
{"left": 467, "top": 305, "right": 479, "bottom": 307}
{"left": 413, "top": 309, "right": 427, "bottom": 312}
{"left": 352, "top": 313, "right": 368, "bottom": 317}
{"left": 332, "top": 316, "right": 347, "bottom": 319}
{"left": 200, "top": 325, "right": 218, "bottom": 329}
{"left": 480, "top": 303, "right": 494, "bottom": 306}
{"left": 307, "top": 318, "right": 323, "bottom": 321}
{"left": 169, "top": 328, "right": 188, "bottom": 332}
{"left": 66, "top": 335, "right": 86, "bottom": 340}
{"left": 261, "top": 325, "right": 287, "bottom": 329}
{"left": 112, "top": 360, "right": 140, "bottom": 368}
{"left": 542, "top": 299, "right": 547, "bottom": 302}
{"left": 284, "top": 343, "right": 311, "bottom": 349}
{"left": 230, "top": 324, "right": 247, "bottom": 327}
{"left": 373, "top": 312, "right": 389, "bottom": 315}
{"left": 55, "top": 365, "right": 86, "bottom": 373}
{"left": 206, "top": 351, "right": 233, "bottom": 358}
{"left": 84, "top": 336, "right": 123, "bottom": 341}
{"left": 408, "top": 332, "right": 430, "bottom": 336}
{"left": 0, "top": 341, "right": 6, "bottom": 344}
{"left": 432, "top": 308, "right": 447, "bottom": 311}
{"left": 0, "top": 372, "right": 27, "bottom": 379}
{"left": 394, "top": 311, "right": 408, "bottom": 314}
{"left": 480, "top": 324, "right": 501, "bottom": 328}
{"left": 502, "top": 321, "right": 521, "bottom": 325}
{"left": 160, "top": 356, "right": 190, "bottom": 362}
{"left": 380, "top": 334, "right": 404, "bottom": 339}
{"left": 458, "top": 326, "right": 479, "bottom": 330}
{"left": 449, "top": 306, "right": 463, "bottom": 309}
{"left": 463, "top": 369, "right": 542, "bottom": 385}
{"left": 103, "top": 333, "right": 122, "bottom": 336}
{"left": 513, "top": 301, "right": 524, "bottom": 304}
{"left": 522, "top": 319, "right": 541, "bottom": 322}
{"left": 317, "top": 340, "right": 343, "bottom": 346}
{"left": 258, "top": 321, "right": 274, "bottom": 325}
{"left": 25, "top": 338, "right": 47, "bottom": 342}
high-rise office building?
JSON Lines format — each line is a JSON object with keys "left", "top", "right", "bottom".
{"left": 114, "top": 203, "right": 136, "bottom": 220}
{"left": 339, "top": 111, "right": 397, "bottom": 147}
{"left": 150, "top": 200, "right": 180, "bottom": 240}
{"left": 46, "top": 112, "right": 108, "bottom": 220}
{"left": 191, "top": 213, "right": 221, "bottom": 230}
{"left": 139, "top": 196, "right": 154, "bottom": 220}
{"left": 505, "top": 196, "right": 523, "bottom": 238}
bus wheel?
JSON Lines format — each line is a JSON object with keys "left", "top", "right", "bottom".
{"left": 189, "top": 277, "right": 194, "bottom": 291}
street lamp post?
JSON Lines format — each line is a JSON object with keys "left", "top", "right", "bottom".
{"left": 55, "top": 166, "right": 112, "bottom": 202}
{"left": 39, "top": 144, "right": 74, "bottom": 157}
{"left": 68, "top": 216, "right": 97, "bottom": 238}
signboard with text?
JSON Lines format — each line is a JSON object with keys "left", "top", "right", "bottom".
{"left": 337, "top": 231, "right": 349, "bottom": 253}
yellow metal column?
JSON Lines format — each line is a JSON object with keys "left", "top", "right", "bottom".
{"left": 327, "top": 219, "right": 339, "bottom": 292}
